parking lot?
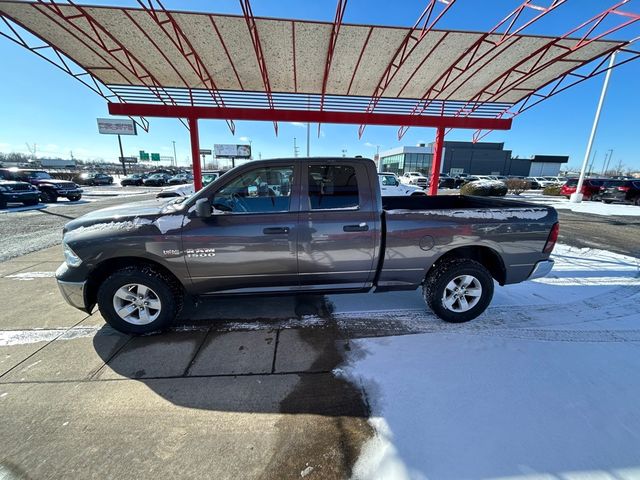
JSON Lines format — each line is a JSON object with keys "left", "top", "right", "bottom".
{"left": 1, "top": 192, "right": 640, "bottom": 479}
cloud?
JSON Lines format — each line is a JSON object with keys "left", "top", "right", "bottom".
{"left": 290, "top": 122, "right": 306, "bottom": 128}
{"left": 319, "top": 130, "right": 326, "bottom": 138}
{"left": 239, "top": 136, "right": 250, "bottom": 142}
{"left": 364, "top": 142, "right": 380, "bottom": 148}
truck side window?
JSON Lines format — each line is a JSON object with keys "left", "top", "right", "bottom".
{"left": 308, "top": 165, "right": 359, "bottom": 210}
{"left": 211, "top": 166, "right": 294, "bottom": 213}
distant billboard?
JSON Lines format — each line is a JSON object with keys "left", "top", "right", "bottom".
{"left": 214, "top": 144, "right": 251, "bottom": 158}
{"left": 97, "top": 118, "right": 137, "bottom": 136}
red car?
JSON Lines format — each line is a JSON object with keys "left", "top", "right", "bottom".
{"left": 560, "top": 178, "right": 606, "bottom": 200}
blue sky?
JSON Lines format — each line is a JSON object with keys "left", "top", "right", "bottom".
{"left": 0, "top": 0, "right": 639, "bottom": 171}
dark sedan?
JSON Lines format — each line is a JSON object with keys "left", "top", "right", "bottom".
{"left": 143, "top": 173, "right": 171, "bottom": 187}
{"left": 78, "top": 172, "right": 113, "bottom": 186}
{"left": 601, "top": 180, "right": 640, "bottom": 206}
{"left": 121, "top": 174, "right": 146, "bottom": 186}
{"left": 168, "top": 173, "right": 193, "bottom": 185}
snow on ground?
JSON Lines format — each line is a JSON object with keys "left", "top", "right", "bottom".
{"left": 344, "top": 244, "right": 640, "bottom": 480}
{"left": 510, "top": 193, "right": 640, "bottom": 217}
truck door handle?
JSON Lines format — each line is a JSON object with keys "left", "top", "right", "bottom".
{"left": 263, "top": 227, "right": 290, "bottom": 234}
{"left": 343, "top": 223, "right": 369, "bottom": 232}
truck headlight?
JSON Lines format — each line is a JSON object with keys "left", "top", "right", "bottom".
{"left": 63, "top": 242, "right": 82, "bottom": 267}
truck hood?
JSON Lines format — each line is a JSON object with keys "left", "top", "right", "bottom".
{"left": 63, "top": 198, "right": 187, "bottom": 236}
{"left": 33, "top": 179, "right": 77, "bottom": 187}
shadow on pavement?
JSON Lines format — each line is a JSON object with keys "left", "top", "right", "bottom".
{"left": 91, "top": 294, "right": 374, "bottom": 478}
{"left": 92, "top": 294, "right": 371, "bottom": 417}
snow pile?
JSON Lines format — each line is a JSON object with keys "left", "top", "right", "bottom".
{"left": 515, "top": 194, "right": 640, "bottom": 217}
{"left": 66, "top": 217, "right": 153, "bottom": 237}
{"left": 406, "top": 208, "right": 549, "bottom": 221}
{"left": 344, "top": 244, "right": 640, "bottom": 479}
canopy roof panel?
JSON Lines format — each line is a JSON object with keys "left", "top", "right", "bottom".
{"left": 0, "top": 0, "right": 623, "bottom": 105}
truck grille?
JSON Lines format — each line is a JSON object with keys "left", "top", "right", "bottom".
{"left": 5, "top": 183, "right": 31, "bottom": 192}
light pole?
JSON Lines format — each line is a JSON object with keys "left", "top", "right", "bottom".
{"left": 172, "top": 140, "right": 177, "bottom": 168}
{"left": 571, "top": 52, "right": 616, "bottom": 203}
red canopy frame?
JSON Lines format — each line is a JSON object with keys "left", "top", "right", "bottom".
{"left": 0, "top": 0, "right": 638, "bottom": 194}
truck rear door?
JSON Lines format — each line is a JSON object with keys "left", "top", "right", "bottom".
{"left": 181, "top": 162, "right": 299, "bottom": 294}
{"left": 298, "top": 161, "right": 378, "bottom": 290}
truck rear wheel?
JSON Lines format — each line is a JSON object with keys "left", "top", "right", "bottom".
{"left": 423, "top": 258, "right": 494, "bottom": 323}
{"left": 97, "top": 266, "right": 183, "bottom": 334}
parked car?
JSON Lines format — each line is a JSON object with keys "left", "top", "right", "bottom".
{"left": 0, "top": 170, "right": 40, "bottom": 208}
{"left": 121, "top": 174, "right": 146, "bottom": 186}
{"left": 143, "top": 173, "right": 171, "bottom": 187}
{"left": 78, "top": 172, "right": 113, "bottom": 186}
{"left": 156, "top": 171, "right": 225, "bottom": 198}
{"left": 528, "top": 177, "right": 556, "bottom": 188}
{"left": 543, "top": 176, "right": 565, "bottom": 184}
{"left": 168, "top": 173, "right": 193, "bottom": 185}
{"left": 1, "top": 168, "right": 82, "bottom": 203}
{"left": 601, "top": 180, "right": 640, "bottom": 205}
{"left": 379, "top": 173, "right": 426, "bottom": 196}
{"left": 400, "top": 171, "right": 428, "bottom": 188}
{"left": 56, "top": 157, "right": 558, "bottom": 334}
{"left": 560, "top": 178, "right": 606, "bottom": 200}
{"left": 438, "top": 174, "right": 457, "bottom": 189}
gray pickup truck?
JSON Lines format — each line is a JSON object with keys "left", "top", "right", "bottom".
{"left": 56, "top": 158, "right": 558, "bottom": 334}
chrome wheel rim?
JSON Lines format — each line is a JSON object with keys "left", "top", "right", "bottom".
{"left": 442, "top": 275, "right": 482, "bottom": 313}
{"left": 112, "top": 283, "right": 161, "bottom": 325}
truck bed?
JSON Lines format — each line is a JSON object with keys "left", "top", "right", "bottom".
{"left": 381, "top": 194, "right": 543, "bottom": 211}
{"left": 377, "top": 194, "right": 557, "bottom": 290}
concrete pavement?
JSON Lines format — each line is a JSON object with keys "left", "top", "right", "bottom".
{"left": 0, "top": 245, "right": 374, "bottom": 479}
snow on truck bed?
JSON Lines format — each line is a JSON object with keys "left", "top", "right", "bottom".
{"left": 343, "top": 244, "right": 640, "bottom": 480}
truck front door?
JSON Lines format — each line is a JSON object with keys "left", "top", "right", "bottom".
{"left": 298, "top": 162, "right": 378, "bottom": 290}
{"left": 182, "top": 163, "right": 299, "bottom": 294}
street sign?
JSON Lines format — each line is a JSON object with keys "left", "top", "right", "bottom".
{"left": 119, "top": 156, "right": 138, "bottom": 164}
{"left": 139, "top": 151, "right": 150, "bottom": 161}
{"left": 97, "top": 118, "right": 137, "bottom": 136}
{"left": 214, "top": 144, "right": 251, "bottom": 158}
{"left": 450, "top": 168, "right": 464, "bottom": 175}
{"left": 151, "top": 153, "right": 161, "bottom": 161}
{"left": 199, "top": 149, "right": 212, "bottom": 155}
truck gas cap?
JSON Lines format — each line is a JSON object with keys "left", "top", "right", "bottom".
{"left": 419, "top": 235, "right": 435, "bottom": 251}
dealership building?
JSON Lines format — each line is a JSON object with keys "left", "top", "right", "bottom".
{"left": 378, "top": 142, "right": 568, "bottom": 177}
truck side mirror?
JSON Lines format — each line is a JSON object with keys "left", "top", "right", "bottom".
{"left": 195, "top": 198, "right": 212, "bottom": 218}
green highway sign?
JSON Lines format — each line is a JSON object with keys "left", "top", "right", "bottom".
{"left": 151, "top": 153, "right": 160, "bottom": 161}
{"left": 139, "top": 150, "right": 149, "bottom": 161}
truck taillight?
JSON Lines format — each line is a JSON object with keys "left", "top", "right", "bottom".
{"left": 618, "top": 186, "right": 630, "bottom": 192}
{"left": 543, "top": 222, "right": 559, "bottom": 254}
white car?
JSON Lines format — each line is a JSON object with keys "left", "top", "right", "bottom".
{"left": 379, "top": 173, "right": 426, "bottom": 196}
{"left": 529, "top": 176, "right": 557, "bottom": 188}
{"left": 400, "top": 172, "right": 429, "bottom": 188}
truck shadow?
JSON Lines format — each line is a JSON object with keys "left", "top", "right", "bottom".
{"left": 91, "top": 294, "right": 374, "bottom": 478}
{"left": 92, "top": 294, "right": 371, "bottom": 417}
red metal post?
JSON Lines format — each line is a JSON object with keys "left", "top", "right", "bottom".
{"left": 429, "top": 126, "right": 445, "bottom": 196}
{"left": 189, "top": 117, "right": 203, "bottom": 191}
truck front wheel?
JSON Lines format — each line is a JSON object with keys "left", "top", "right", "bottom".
{"left": 423, "top": 258, "right": 494, "bottom": 323}
{"left": 97, "top": 266, "right": 183, "bottom": 334}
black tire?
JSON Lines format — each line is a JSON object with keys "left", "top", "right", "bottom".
{"left": 603, "top": 200, "right": 613, "bottom": 204}
{"left": 97, "top": 266, "right": 183, "bottom": 335}
{"left": 40, "top": 190, "right": 57, "bottom": 203}
{"left": 0, "top": 199, "right": 6, "bottom": 209}
{"left": 423, "top": 258, "right": 494, "bottom": 323}
{"left": 68, "top": 195, "right": 81, "bottom": 202}
{"left": 22, "top": 199, "right": 39, "bottom": 206}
